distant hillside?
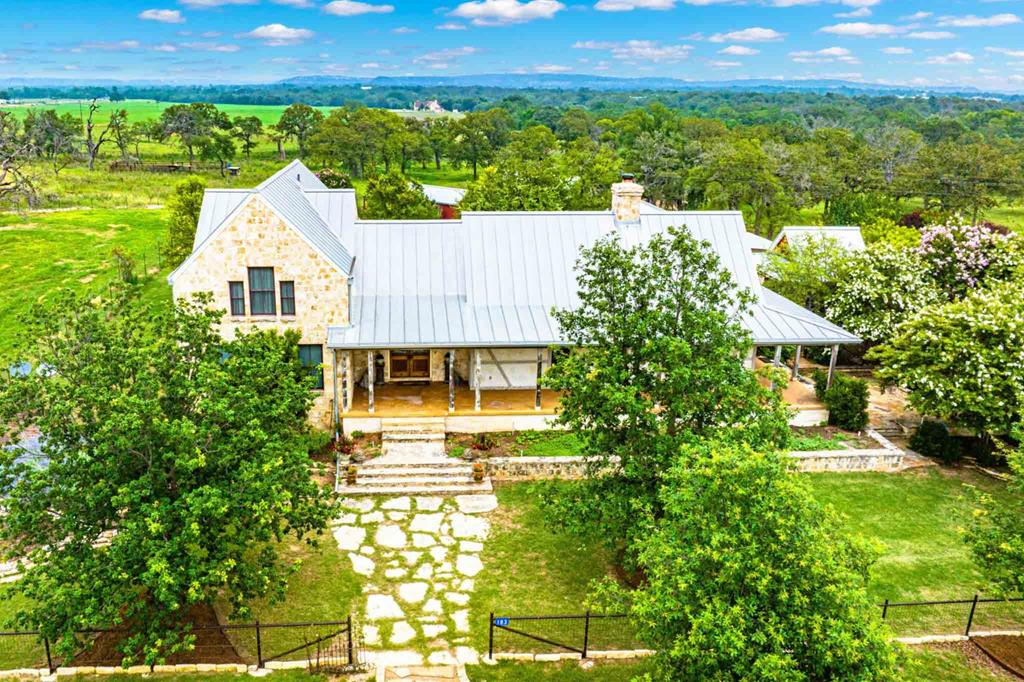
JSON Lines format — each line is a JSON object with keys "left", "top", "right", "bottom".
{"left": 277, "top": 73, "right": 994, "bottom": 98}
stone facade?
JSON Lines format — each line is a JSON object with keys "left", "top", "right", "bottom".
{"left": 171, "top": 194, "right": 350, "bottom": 428}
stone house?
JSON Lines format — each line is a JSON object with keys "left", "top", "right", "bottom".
{"left": 168, "top": 161, "right": 859, "bottom": 434}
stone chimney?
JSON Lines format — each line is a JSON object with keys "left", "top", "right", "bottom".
{"left": 611, "top": 173, "right": 644, "bottom": 224}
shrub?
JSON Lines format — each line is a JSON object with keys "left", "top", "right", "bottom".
{"left": 862, "top": 218, "right": 920, "bottom": 249}
{"left": 449, "top": 444, "right": 466, "bottom": 459}
{"left": 910, "top": 420, "right": 958, "bottom": 464}
{"left": 917, "top": 222, "right": 1013, "bottom": 300}
{"left": 163, "top": 175, "right": 206, "bottom": 265}
{"left": 315, "top": 168, "right": 353, "bottom": 189}
{"left": 823, "top": 374, "right": 870, "bottom": 432}
{"left": 825, "top": 245, "right": 943, "bottom": 345}
{"left": 111, "top": 246, "right": 138, "bottom": 284}
{"left": 471, "top": 433, "right": 496, "bottom": 451}
{"left": 812, "top": 368, "right": 830, "bottom": 401}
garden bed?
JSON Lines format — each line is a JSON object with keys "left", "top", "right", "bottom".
{"left": 790, "top": 425, "right": 881, "bottom": 451}
{"left": 447, "top": 432, "right": 583, "bottom": 459}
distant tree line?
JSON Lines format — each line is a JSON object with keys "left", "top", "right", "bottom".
{"left": 3, "top": 95, "right": 1024, "bottom": 233}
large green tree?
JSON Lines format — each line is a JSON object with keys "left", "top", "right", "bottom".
{"left": 158, "top": 103, "right": 230, "bottom": 164}
{"left": 360, "top": 170, "right": 439, "bottom": 220}
{"left": 164, "top": 175, "right": 207, "bottom": 265}
{"left": 598, "top": 443, "right": 899, "bottom": 682}
{"left": 543, "top": 227, "right": 791, "bottom": 565}
{"left": 276, "top": 103, "right": 324, "bottom": 159}
{"left": 0, "top": 292, "right": 336, "bottom": 664}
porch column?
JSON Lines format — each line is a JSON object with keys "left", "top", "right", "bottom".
{"left": 792, "top": 345, "right": 803, "bottom": 380}
{"left": 332, "top": 349, "right": 340, "bottom": 441}
{"left": 769, "top": 345, "right": 783, "bottom": 391}
{"left": 535, "top": 348, "right": 543, "bottom": 411}
{"left": 367, "top": 351, "right": 375, "bottom": 414}
{"left": 448, "top": 350, "right": 456, "bottom": 413}
{"left": 341, "top": 351, "right": 350, "bottom": 414}
{"left": 474, "top": 349, "right": 482, "bottom": 412}
{"left": 826, "top": 344, "right": 840, "bottom": 390}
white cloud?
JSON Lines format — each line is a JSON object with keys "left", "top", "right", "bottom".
{"left": 709, "top": 60, "right": 741, "bottom": 68}
{"left": 574, "top": 39, "right": 692, "bottom": 62}
{"left": 789, "top": 46, "right": 859, "bottom": 64}
{"left": 241, "top": 23, "right": 314, "bottom": 45}
{"left": 392, "top": 26, "right": 418, "bottom": 34}
{"left": 179, "top": 0, "right": 256, "bottom": 7}
{"left": 450, "top": 0, "right": 565, "bottom": 26}
{"left": 139, "top": 9, "right": 185, "bottom": 23}
{"left": 182, "top": 41, "right": 240, "bottom": 52}
{"left": 937, "top": 14, "right": 1020, "bottom": 28}
{"left": 414, "top": 46, "right": 483, "bottom": 65}
{"left": 272, "top": 0, "right": 314, "bottom": 6}
{"left": 907, "top": 31, "right": 955, "bottom": 40}
{"left": 925, "top": 51, "right": 974, "bottom": 65}
{"left": 835, "top": 7, "right": 871, "bottom": 19}
{"left": 987, "top": 47, "right": 1024, "bottom": 59}
{"left": 80, "top": 40, "right": 142, "bottom": 50}
{"left": 436, "top": 22, "right": 467, "bottom": 30}
{"left": 819, "top": 22, "right": 899, "bottom": 38}
{"left": 153, "top": 43, "right": 179, "bottom": 52}
{"left": 708, "top": 27, "right": 785, "bottom": 43}
{"left": 323, "top": 1, "right": 395, "bottom": 16}
{"left": 882, "top": 46, "right": 913, "bottom": 55}
{"left": 531, "top": 63, "right": 573, "bottom": 72}
{"left": 594, "top": 0, "right": 674, "bottom": 11}
{"left": 719, "top": 45, "right": 759, "bottom": 56}
{"left": 900, "top": 11, "right": 931, "bottom": 22}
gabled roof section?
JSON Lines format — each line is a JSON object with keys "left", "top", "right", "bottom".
{"left": 772, "top": 225, "right": 866, "bottom": 252}
{"left": 168, "top": 160, "right": 354, "bottom": 284}
{"left": 747, "top": 288, "right": 861, "bottom": 345}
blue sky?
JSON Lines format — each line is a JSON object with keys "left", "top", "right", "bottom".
{"left": 3, "top": 0, "right": 1024, "bottom": 90}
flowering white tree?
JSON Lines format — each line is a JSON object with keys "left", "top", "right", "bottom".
{"left": 917, "top": 222, "right": 1022, "bottom": 300}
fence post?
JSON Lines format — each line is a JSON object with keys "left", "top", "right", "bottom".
{"left": 488, "top": 612, "right": 494, "bottom": 661}
{"left": 582, "top": 610, "right": 591, "bottom": 659}
{"left": 256, "top": 619, "right": 263, "bottom": 669}
{"left": 881, "top": 599, "right": 889, "bottom": 620}
{"left": 346, "top": 615, "right": 354, "bottom": 666}
{"left": 965, "top": 594, "right": 979, "bottom": 637}
{"left": 43, "top": 637, "right": 53, "bottom": 674}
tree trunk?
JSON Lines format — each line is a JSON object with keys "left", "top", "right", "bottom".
{"left": 434, "top": 152, "right": 441, "bottom": 170}
{"left": 277, "top": 139, "right": 285, "bottom": 161}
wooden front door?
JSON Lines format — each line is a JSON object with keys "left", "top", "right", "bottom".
{"left": 391, "top": 351, "right": 430, "bottom": 380}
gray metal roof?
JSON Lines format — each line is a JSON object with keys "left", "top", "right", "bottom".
{"left": 746, "top": 232, "right": 774, "bottom": 252}
{"left": 421, "top": 184, "right": 466, "bottom": 206}
{"left": 329, "top": 208, "right": 860, "bottom": 348}
{"left": 772, "top": 225, "right": 867, "bottom": 252}
{"left": 169, "top": 161, "right": 354, "bottom": 283}
{"left": 172, "top": 160, "right": 859, "bottom": 348}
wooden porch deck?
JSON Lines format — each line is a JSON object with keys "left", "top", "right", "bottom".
{"left": 344, "top": 383, "right": 562, "bottom": 418}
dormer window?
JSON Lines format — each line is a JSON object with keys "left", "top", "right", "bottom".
{"left": 248, "top": 267, "right": 276, "bottom": 316}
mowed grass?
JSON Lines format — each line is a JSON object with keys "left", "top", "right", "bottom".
{"left": 468, "top": 483, "right": 623, "bottom": 655}
{"left": 807, "top": 468, "right": 1014, "bottom": 603}
{"left": 0, "top": 207, "right": 172, "bottom": 361}
{"left": 904, "top": 644, "right": 1016, "bottom": 682}
{"left": 466, "top": 659, "right": 656, "bottom": 681}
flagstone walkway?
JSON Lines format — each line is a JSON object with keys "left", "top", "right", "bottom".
{"left": 332, "top": 493, "right": 499, "bottom": 673}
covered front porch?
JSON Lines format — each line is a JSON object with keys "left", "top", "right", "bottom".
{"left": 346, "top": 383, "right": 562, "bottom": 418}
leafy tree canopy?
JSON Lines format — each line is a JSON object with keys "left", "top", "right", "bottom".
{"left": 0, "top": 292, "right": 336, "bottom": 665}
{"left": 164, "top": 175, "right": 207, "bottom": 265}
{"left": 542, "top": 227, "right": 791, "bottom": 565}
{"left": 594, "top": 442, "right": 899, "bottom": 682}
{"left": 360, "top": 170, "right": 439, "bottom": 220}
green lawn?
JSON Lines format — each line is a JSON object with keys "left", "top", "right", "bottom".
{"left": 468, "top": 483, "right": 630, "bottom": 655}
{"left": 904, "top": 644, "right": 1014, "bottom": 682}
{"left": 0, "top": 207, "right": 172, "bottom": 361}
{"left": 466, "top": 659, "right": 656, "bottom": 681}
{"left": 806, "top": 468, "right": 1013, "bottom": 603}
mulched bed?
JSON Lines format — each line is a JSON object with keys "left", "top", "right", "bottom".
{"left": 924, "top": 641, "right": 1018, "bottom": 679}
{"left": 70, "top": 604, "right": 243, "bottom": 667}
{"left": 973, "top": 636, "right": 1024, "bottom": 679}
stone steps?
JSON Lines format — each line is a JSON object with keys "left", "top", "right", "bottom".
{"left": 338, "top": 480, "right": 493, "bottom": 496}
{"left": 361, "top": 466, "right": 473, "bottom": 478}
{"left": 383, "top": 432, "right": 446, "bottom": 442}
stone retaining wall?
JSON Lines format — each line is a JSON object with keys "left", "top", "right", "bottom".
{"left": 486, "top": 449, "right": 906, "bottom": 481}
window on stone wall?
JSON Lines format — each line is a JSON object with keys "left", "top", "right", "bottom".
{"left": 229, "top": 281, "right": 245, "bottom": 316}
{"left": 298, "top": 344, "right": 324, "bottom": 390}
{"left": 280, "top": 281, "right": 296, "bottom": 316}
{"left": 248, "top": 267, "right": 276, "bottom": 315}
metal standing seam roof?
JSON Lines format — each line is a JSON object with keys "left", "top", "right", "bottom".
{"left": 172, "top": 160, "right": 860, "bottom": 347}
{"left": 420, "top": 184, "right": 467, "bottom": 207}
{"left": 169, "top": 161, "right": 355, "bottom": 283}
{"left": 771, "top": 225, "right": 867, "bottom": 252}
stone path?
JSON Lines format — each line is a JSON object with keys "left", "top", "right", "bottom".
{"left": 332, "top": 493, "right": 499, "bottom": 673}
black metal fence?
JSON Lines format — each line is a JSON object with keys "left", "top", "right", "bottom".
{"left": 487, "top": 597, "right": 1024, "bottom": 659}
{"left": 881, "top": 596, "right": 1024, "bottom": 638}
{"left": 0, "top": 617, "right": 364, "bottom": 674}
{"left": 487, "top": 611, "right": 642, "bottom": 659}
